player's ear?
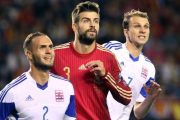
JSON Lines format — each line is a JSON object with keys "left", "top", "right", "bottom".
{"left": 124, "top": 29, "right": 129, "bottom": 38}
{"left": 72, "top": 23, "right": 78, "bottom": 34}
{"left": 26, "top": 50, "right": 33, "bottom": 60}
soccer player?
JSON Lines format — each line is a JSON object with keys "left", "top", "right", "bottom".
{"left": 0, "top": 32, "right": 76, "bottom": 120}
{"left": 50, "top": 1, "right": 132, "bottom": 120}
{"left": 103, "top": 10, "right": 162, "bottom": 120}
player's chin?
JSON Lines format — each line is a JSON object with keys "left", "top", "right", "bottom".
{"left": 45, "top": 64, "right": 54, "bottom": 70}
{"left": 140, "top": 39, "right": 148, "bottom": 44}
{"left": 137, "top": 41, "right": 147, "bottom": 46}
{"left": 48, "top": 62, "right": 54, "bottom": 67}
{"left": 88, "top": 35, "right": 97, "bottom": 41}
{"left": 43, "top": 62, "right": 54, "bottom": 68}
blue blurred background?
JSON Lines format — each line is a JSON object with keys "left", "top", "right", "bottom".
{"left": 0, "top": 0, "right": 179, "bottom": 119}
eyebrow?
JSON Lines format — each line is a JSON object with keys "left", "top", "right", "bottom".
{"left": 132, "top": 22, "right": 150, "bottom": 25}
{"left": 39, "top": 44, "right": 53, "bottom": 47}
{"left": 82, "top": 17, "right": 99, "bottom": 20}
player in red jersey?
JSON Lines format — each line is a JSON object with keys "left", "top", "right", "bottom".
{"left": 50, "top": 1, "right": 132, "bottom": 120}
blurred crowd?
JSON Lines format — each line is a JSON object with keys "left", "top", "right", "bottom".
{"left": 0, "top": 0, "right": 180, "bottom": 119}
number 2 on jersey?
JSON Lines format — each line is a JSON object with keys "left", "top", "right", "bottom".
{"left": 43, "top": 106, "right": 48, "bottom": 120}
{"left": 64, "top": 67, "right": 70, "bottom": 80}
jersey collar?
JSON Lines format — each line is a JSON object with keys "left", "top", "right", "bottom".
{"left": 70, "top": 41, "right": 96, "bottom": 58}
{"left": 122, "top": 43, "right": 139, "bottom": 62}
{"left": 26, "top": 71, "right": 50, "bottom": 90}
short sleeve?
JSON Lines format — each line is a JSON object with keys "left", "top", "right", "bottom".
{"left": 0, "top": 85, "right": 16, "bottom": 120}
{"left": 64, "top": 83, "right": 76, "bottom": 119}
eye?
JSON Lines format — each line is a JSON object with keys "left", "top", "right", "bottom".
{"left": 144, "top": 25, "right": 149, "bottom": 29}
{"left": 40, "top": 46, "right": 45, "bottom": 49}
{"left": 84, "top": 19, "right": 89, "bottom": 23}
{"left": 39, "top": 45, "right": 46, "bottom": 49}
{"left": 49, "top": 45, "right": 53, "bottom": 49}
{"left": 94, "top": 20, "right": 99, "bottom": 24}
{"left": 134, "top": 25, "right": 141, "bottom": 28}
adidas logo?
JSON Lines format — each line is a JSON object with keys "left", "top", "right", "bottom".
{"left": 25, "top": 95, "right": 34, "bottom": 101}
{"left": 78, "top": 64, "right": 87, "bottom": 70}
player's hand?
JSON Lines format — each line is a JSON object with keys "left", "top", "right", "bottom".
{"left": 143, "top": 80, "right": 162, "bottom": 100}
{"left": 86, "top": 60, "right": 106, "bottom": 77}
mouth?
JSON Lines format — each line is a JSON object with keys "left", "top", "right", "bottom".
{"left": 44, "top": 56, "right": 52, "bottom": 61}
{"left": 88, "top": 29, "right": 96, "bottom": 33}
{"left": 138, "top": 35, "right": 146, "bottom": 39}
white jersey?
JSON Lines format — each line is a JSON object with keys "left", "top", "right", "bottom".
{"left": 0, "top": 71, "right": 76, "bottom": 120}
{"left": 103, "top": 41, "right": 155, "bottom": 120}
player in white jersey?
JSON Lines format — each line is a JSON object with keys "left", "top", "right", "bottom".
{"left": 0, "top": 32, "right": 76, "bottom": 120}
{"left": 103, "top": 10, "right": 162, "bottom": 120}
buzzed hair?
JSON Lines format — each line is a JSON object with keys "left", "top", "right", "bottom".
{"left": 122, "top": 9, "right": 149, "bottom": 30}
{"left": 71, "top": 1, "right": 100, "bottom": 24}
{"left": 23, "top": 32, "right": 47, "bottom": 52}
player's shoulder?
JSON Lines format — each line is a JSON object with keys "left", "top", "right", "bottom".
{"left": 102, "top": 40, "right": 123, "bottom": 50}
{"left": 97, "top": 43, "right": 117, "bottom": 57}
{"left": 53, "top": 42, "right": 71, "bottom": 51}
{"left": 0, "top": 72, "right": 27, "bottom": 100}
{"left": 140, "top": 53, "right": 155, "bottom": 70}
{"left": 6, "top": 72, "right": 27, "bottom": 89}
{"left": 49, "top": 72, "right": 72, "bottom": 85}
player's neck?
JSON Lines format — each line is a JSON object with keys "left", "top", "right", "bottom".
{"left": 29, "top": 66, "right": 49, "bottom": 86}
{"left": 73, "top": 39, "right": 96, "bottom": 54}
{"left": 126, "top": 40, "right": 143, "bottom": 58}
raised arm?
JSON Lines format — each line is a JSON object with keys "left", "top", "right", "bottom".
{"left": 86, "top": 60, "right": 132, "bottom": 105}
{"left": 133, "top": 80, "right": 162, "bottom": 119}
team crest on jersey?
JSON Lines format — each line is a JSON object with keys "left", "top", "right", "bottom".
{"left": 55, "top": 90, "right": 64, "bottom": 102}
{"left": 141, "top": 66, "right": 148, "bottom": 79}
{"left": 94, "top": 73, "right": 104, "bottom": 84}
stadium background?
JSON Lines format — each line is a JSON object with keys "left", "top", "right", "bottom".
{"left": 0, "top": 0, "right": 179, "bottom": 119}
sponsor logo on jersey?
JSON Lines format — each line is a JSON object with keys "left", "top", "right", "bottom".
{"left": 25, "top": 95, "right": 34, "bottom": 101}
{"left": 78, "top": 64, "right": 87, "bottom": 70}
{"left": 55, "top": 90, "right": 64, "bottom": 102}
{"left": 141, "top": 66, "right": 148, "bottom": 79}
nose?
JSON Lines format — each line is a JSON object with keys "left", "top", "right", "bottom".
{"left": 46, "top": 47, "right": 52, "bottom": 54}
{"left": 90, "top": 21, "right": 95, "bottom": 28}
{"left": 140, "top": 27, "right": 146, "bottom": 33}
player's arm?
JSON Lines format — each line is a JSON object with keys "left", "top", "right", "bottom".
{"left": 64, "top": 83, "right": 76, "bottom": 120}
{"left": 133, "top": 80, "right": 162, "bottom": 119}
{"left": 86, "top": 60, "right": 132, "bottom": 105}
{"left": 0, "top": 88, "right": 16, "bottom": 119}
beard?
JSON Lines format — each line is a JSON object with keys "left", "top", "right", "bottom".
{"left": 78, "top": 28, "right": 98, "bottom": 45}
{"left": 32, "top": 54, "right": 54, "bottom": 71}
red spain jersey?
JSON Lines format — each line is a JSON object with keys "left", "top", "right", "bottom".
{"left": 50, "top": 42, "right": 132, "bottom": 120}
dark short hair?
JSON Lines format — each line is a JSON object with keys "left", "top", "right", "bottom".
{"left": 71, "top": 1, "right": 100, "bottom": 24}
{"left": 23, "top": 32, "right": 47, "bottom": 52}
{"left": 122, "top": 9, "right": 149, "bottom": 30}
